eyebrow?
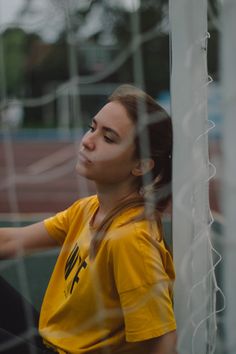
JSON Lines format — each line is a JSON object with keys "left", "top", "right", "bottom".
{"left": 92, "top": 118, "right": 121, "bottom": 140}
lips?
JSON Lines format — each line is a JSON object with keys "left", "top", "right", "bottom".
{"left": 78, "top": 151, "right": 92, "bottom": 164}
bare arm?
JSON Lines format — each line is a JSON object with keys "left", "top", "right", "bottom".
{"left": 141, "top": 330, "right": 178, "bottom": 354}
{"left": 0, "top": 221, "right": 59, "bottom": 259}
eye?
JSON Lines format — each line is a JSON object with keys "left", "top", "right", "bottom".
{"left": 104, "top": 136, "right": 114, "bottom": 144}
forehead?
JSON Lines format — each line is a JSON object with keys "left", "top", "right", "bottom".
{"left": 95, "top": 101, "right": 135, "bottom": 136}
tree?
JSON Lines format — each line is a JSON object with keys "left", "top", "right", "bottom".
{"left": 0, "top": 28, "right": 27, "bottom": 97}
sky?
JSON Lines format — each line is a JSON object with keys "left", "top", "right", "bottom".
{"left": 0, "top": 0, "right": 62, "bottom": 42}
{"left": 0, "top": 0, "right": 24, "bottom": 26}
{"left": 0, "top": 0, "right": 142, "bottom": 42}
{"left": 0, "top": 0, "right": 141, "bottom": 26}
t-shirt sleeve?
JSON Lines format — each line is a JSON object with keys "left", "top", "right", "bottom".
{"left": 44, "top": 209, "right": 70, "bottom": 245}
{"left": 109, "top": 222, "right": 176, "bottom": 342}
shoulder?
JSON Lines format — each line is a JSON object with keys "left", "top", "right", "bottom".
{"left": 108, "top": 211, "right": 162, "bottom": 249}
{"left": 69, "top": 194, "right": 98, "bottom": 210}
{"left": 107, "top": 215, "right": 175, "bottom": 282}
{"left": 107, "top": 218, "right": 175, "bottom": 292}
{"left": 65, "top": 194, "right": 98, "bottom": 218}
{"left": 44, "top": 195, "right": 98, "bottom": 235}
{"left": 106, "top": 214, "right": 161, "bottom": 261}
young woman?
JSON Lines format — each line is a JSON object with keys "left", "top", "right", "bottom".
{"left": 0, "top": 85, "right": 177, "bottom": 354}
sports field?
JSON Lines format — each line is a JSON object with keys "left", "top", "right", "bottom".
{"left": 0, "top": 132, "right": 221, "bottom": 219}
{"left": 0, "top": 132, "right": 95, "bottom": 219}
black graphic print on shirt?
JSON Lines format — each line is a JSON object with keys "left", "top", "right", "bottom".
{"left": 64, "top": 243, "right": 88, "bottom": 297}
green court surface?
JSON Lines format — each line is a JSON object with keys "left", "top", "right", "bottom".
{"left": 0, "top": 220, "right": 59, "bottom": 310}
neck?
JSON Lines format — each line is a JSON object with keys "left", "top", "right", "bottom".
{"left": 95, "top": 182, "right": 140, "bottom": 220}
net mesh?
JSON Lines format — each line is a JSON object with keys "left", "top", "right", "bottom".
{"left": 0, "top": 1, "right": 227, "bottom": 353}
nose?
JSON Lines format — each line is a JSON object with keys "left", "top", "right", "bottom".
{"left": 81, "top": 131, "right": 95, "bottom": 151}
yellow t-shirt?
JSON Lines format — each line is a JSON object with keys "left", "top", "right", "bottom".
{"left": 39, "top": 195, "right": 176, "bottom": 354}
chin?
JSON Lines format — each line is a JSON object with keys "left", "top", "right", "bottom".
{"left": 76, "top": 164, "right": 86, "bottom": 176}
{"left": 76, "top": 165, "right": 93, "bottom": 180}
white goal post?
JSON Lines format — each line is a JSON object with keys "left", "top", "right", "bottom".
{"left": 170, "top": 0, "right": 217, "bottom": 353}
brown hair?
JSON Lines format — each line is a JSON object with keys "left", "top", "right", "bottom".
{"left": 90, "top": 84, "right": 172, "bottom": 258}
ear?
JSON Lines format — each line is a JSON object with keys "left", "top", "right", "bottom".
{"left": 131, "top": 158, "right": 155, "bottom": 176}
